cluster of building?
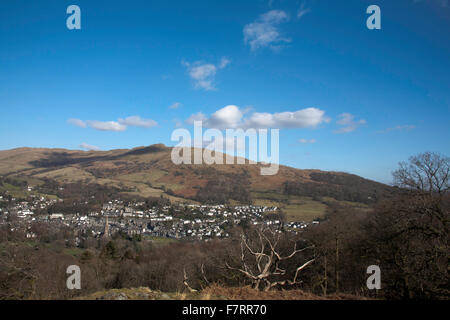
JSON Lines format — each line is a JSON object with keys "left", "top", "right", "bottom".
{"left": 0, "top": 193, "right": 317, "bottom": 244}
{"left": 0, "top": 195, "right": 59, "bottom": 218}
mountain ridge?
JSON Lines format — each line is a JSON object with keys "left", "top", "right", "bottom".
{"left": 0, "top": 144, "right": 395, "bottom": 221}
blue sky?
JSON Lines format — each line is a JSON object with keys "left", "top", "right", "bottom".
{"left": 0, "top": 0, "right": 449, "bottom": 183}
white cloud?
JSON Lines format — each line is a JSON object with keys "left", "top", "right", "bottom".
{"left": 79, "top": 143, "right": 100, "bottom": 151}
{"left": 298, "top": 138, "right": 316, "bottom": 144}
{"left": 246, "top": 108, "right": 330, "bottom": 129}
{"left": 334, "top": 113, "right": 366, "bottom": 134}
{"left": 118, "top": 116, "right": 157, "bottom": 128}
{"left": 68, "top": 118, "right": 86, "bottom": 128}
{"left": 69, "top": 116, "right": 157, "bottom": 132}
{"left": 206, "top": 105, "right": 243, "bottom": 129}
{"left": 87, "top": 120, "right": 127, "bottom": 132}
{"left": 187, "top": 105, "right": 329, "bottom": 130}
{"left": 169, "top": 102, "right": 182, "bottom": 109}
{"left": 189, "top": 64, "right": 216, "bottom": 90}
{"left": 243, "top": 10, "right": 290, "bottom": 51}
{"left": 182, "top": 57, "right": 230, "bottom": 91}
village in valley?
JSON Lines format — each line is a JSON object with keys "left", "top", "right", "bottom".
{"left": 0, "top": 186, "right": 315, "bottom": 245}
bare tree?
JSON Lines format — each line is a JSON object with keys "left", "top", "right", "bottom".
{"left": 364, "top": 152, "right": 450, "bottom": 299}
{"left": 393, "top": 152, "right": 449, "bottom": 194}
{"left": 183, "top": 267, "right": 198, "bottom": 293}
{"left": 226, "top": 227, "right": 315, "bottom": 291}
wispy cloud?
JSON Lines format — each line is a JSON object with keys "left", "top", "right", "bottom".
{"left": 298, "top": 138, "right": 316, "bottom": 144}
{"left": 243, "top": 10, "right": 290, "bottom": 51}
{"left": 185, "top": 112, "right": 207, "bottom": 125}
{"left": 182, "top": 57, "right": 230, "bottom": 91}
{"left": 186, "top": 105, "right": 330, "bottom": 130}
{"left": 218, "top": 57, "right": 231, "bottom": 69}
{"left": 118, "top": 116, "right": 157, "bottom": 128}
{"left": 68, "top": 116, "right": 157, "bottom": 132}
{"left": 68, "top": 118, "right": 86, "bottom": 128}
{"left": 173, "top": 119, "right": 183, "bottom": 128}
{"left": 87, "top": 120, "right": 127, "bottom": 132}
{"left": 79, "top": 143, "right": 100, "bottom": 151}
{"left": 169, "top": 102, "right": 182, "bottom": 109}
{"left": 334, "top": 113, "right": 366, "bottom": 134}
{"left": 378, "top": 124, "right": 416, "bottom": 133}
{"left": 297, "top": 2, "right": 311, "bottom": 19}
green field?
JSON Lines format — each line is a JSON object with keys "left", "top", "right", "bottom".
{"left": 251, "top": 191, "right": 325, "bottom": 222}
{"left": 251, "top": 191, "right": 369, "bottom": 222}
{"left": 0, "top": 182, "right": 58, "bottom": 200}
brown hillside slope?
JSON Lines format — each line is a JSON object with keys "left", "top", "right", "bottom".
{"left": 0, "top": 144, "right": 394, "bottom": 221}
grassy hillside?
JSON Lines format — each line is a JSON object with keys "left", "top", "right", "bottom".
{"left": 0, "top": 144, "right": 394, "bottom": 221}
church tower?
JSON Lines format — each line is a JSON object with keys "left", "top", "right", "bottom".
{"left": 103, "top": 216, "right": 110, "bottom": 238}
